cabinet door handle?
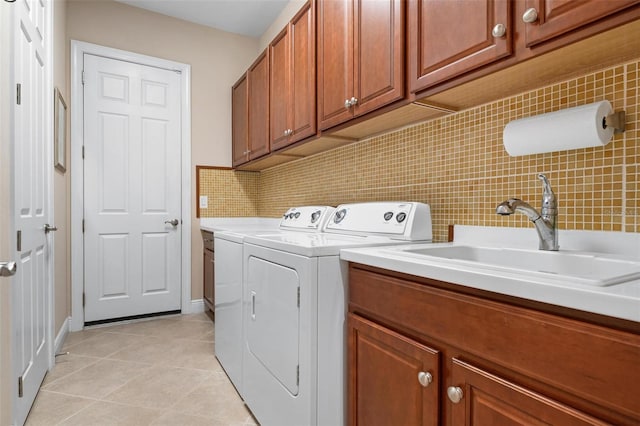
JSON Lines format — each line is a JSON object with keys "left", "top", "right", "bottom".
{"left": 447, "top": 386, "right": 464, "bottom": 403}
{"left": 417, "top": 371, "right": 432, "bottom": 387}
{"left": 492, "top": 23, "right": 506, "bottom": 38}
{"left": 350, "top": 97, "right": 358, "bottom": 106}
{"left": 522, "top": 8, "right": 538, "bottom": 23}
{"left": 344, "top": 99, "right": 351, "bottom": 109}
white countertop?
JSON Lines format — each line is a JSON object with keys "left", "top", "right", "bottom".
{"left": 340, "top": 226, "right": 640, "bottom": 323}
{"left": 199, "top": 217, "right": 280, "bottom": 233}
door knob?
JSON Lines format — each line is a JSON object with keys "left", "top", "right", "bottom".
{"left": 164, "top": 219, "right": 179, "bottom": 227}
{"left": 44, "top": 224, "right": 58, "bottom": 233}
{"left": 492, "top": 23, "right": 506, "bottom": 38}
{"left": 0, "top": 261, "right": 17, "bottom": 277}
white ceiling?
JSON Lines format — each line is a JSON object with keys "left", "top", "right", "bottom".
{"left": 114, "top": 0, "right": 290, "bottom": 38}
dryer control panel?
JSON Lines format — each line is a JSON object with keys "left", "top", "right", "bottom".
{"left": 325, "top": 202, "right": 432, "bottom": 241}
{"left": 279, "top": 206, "right": 336, "bottom": 231}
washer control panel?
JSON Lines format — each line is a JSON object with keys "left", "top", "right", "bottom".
{"left": 325, "top": 202, "right": 432, "bottom": 241}
{"left": 280, "top": 206, "right": 336, "bottom": 231}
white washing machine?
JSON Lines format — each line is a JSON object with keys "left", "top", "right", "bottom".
{"left": 212, "top": 207, "right": 335, "bottom": 397}
{"left": 241, "top": 202, "right": 432, "bottom": 426}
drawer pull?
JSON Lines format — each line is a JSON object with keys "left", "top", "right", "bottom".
{"left": 447, "top": 386, "right": 464, "bottom": 403}
{"left": 418, "top": 371, "right": 432, "bottom": 387}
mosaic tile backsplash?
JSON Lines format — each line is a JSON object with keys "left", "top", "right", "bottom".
{"left": 197, "top": 167, "right": 258, "bottom": 217}
{"left": 200, "top": 58, "right": 639, "bottom": 242}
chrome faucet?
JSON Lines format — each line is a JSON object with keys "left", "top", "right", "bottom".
{"left": 496, "top": 174, "right": 558, "bottom": 251}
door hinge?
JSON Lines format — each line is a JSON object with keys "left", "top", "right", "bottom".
{"left": 82, "top": 292, "right": 85, "bottom": 307}
{"left": 81, "top": 70, "right": 85, "bottom": 85}
{"left": 16, "top": 230, "right": 21, "bottom": 252}
{"left": 18, "top": 376, "right": 23, "bottom": 398}
{"left": 82, "top": 219, "right": 85, "bottom": 233}
{"left": 16, "top": 83, "right": 21, "bottom": 105}
{"left": 82, "top": 146, "right": 85, "bottom": 159}
{"left": 297, "top": 287, "right": 300, "bottom": 308}
{"left": 296, "top": 365, "right": 300, "bottom": 386}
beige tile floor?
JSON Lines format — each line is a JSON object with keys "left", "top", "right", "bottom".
{"left": 25, "top": 313, "right": 258, "bottom": 426}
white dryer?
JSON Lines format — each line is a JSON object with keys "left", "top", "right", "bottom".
{"left": 212, "top": 207, "right": 335, "bottom": 397}
{"left": 241, "top": 202, "right": 432, "bottom": 426}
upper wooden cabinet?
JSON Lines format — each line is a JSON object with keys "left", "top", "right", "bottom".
{"left": 231, "top": 73, "right": 249, "bottom": 167}
{"left": 409, "top": 0, "right": 513, "bottom": 92}
{"left": 247, "top": 49, "right": 270, "bottom": 161}
{"left": 318, "top": 0, "right": 405, "bottom": 131}
{"left": 232, "top": 50, "right": 270, "bottom": 167}
{"left": 270, "top": 0, "right": 316, "bottom": 151}
{"left": 522, "top": 0, "right": 640, "bottom": 47}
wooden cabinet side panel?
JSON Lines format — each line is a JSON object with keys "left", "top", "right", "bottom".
{"left": 248, "top": 49, "right": 270, "bottom": 160}
{"left": 289, "top": 0, "right": 317, "bottom": 143}
{"left": 409, "top": 0, "right": 512, "bottom": 93}
{"left": 523, "top": 0, "right": 640, "bottom": 47}
{"left": 231, "top": 74, "right": 249, "bottom": 167}
{"left": 354, "top": 0, "right": 404, "bottom": 115}
{"left": 349, "top": 266, "right": 640, "bottom": 421}
{"left": 348, "top": 314, "right": 440, "bottom": 426}
{"left": 318, "top": 0, "right": 354, "bottom": 130}
{"left": 450, "top": 359, "right": 609, "bottom": 426}
{"left": 269, "top": 27, "right": 290, "bottom": 150}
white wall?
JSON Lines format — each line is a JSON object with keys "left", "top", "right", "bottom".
{"left": 259, "top": 0, "right": 307, "bottom": 51}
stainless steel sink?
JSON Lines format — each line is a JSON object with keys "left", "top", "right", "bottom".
{"left": 394, "top": 245, "right": 640, "bottom": 286}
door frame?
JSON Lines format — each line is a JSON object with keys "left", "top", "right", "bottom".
{"left": 70, "top": 41, "right": 192, "bottom": 331}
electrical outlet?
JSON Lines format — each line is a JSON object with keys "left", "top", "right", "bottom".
{"left": 199, "top": 196, "right": 208, "bottom": 209}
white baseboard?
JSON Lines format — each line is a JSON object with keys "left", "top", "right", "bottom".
{"left": 189, "top": 299, "right": 205, "bottom": 314}
{"left": 54, "top": 317, "right": 70, "bottom": 356}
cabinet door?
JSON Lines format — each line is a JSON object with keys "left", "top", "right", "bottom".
{"left": 289, "top": 0, "right": 316, "bottom": 144}
{"left": 248, "top": 49, "right": 270, "bottom": 160}
{"left": 409, "top": 0, "right": 512, "bottom": 93}
{"left": 522, "top": 0, "right": 640, "bottom": 47}
{"left": 449, "top": 358, "right": 607, "bottom": 425}
{"left": 318, "top": 0, "right": 354, "bottom": 130}
{"left": 203, "top": 249, "right": 214, "bottom": 312}
{"left": 348, "top": 314, "right": 440, "bottom": 426}
{"left": 232, "top": 73, "right": 248, "bottom": 167}
{"left": 353, "top": 0, "right": 404, "bottom": 116}
{"left": 269, "top": 27, "right": 290, "bottom": 150}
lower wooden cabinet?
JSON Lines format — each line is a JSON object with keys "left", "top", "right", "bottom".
{"left": 348, "top": 314, "right": 439, "bottom": 426}
{"left": 449, "top": 358, "right": 607, "bottom": 425}
{"left": 202, "top": 231, "right": 214, "bottom": 313}
{"left": 347, "top": 264, "right": 640, "bottom": 425}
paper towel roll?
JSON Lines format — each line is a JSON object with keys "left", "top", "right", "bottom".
{"left": 503, "top": 101, "right": 615, "bottom": 156}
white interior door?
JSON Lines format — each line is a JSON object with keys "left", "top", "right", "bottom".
{"left": 12, "top": 0, "right": 52, "bottom": 424}
{"left": 83, "top": 54, "right": 182, "bottom": 323}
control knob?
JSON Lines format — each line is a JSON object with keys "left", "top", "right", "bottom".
{"left": 311, "top": 210, "right": 321, "bottom": 223}
{"left": 383, "top": 211, "right": 393, "bottom": 221}
{"left": 334, "top": 209, "right": 347, "bottom": 224}
{"left": 396, "top": 212, "right": 407, "bottom": 223}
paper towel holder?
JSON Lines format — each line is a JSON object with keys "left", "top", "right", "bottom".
{"left": 604, "top": 111, "right": 625, "bottom": 134}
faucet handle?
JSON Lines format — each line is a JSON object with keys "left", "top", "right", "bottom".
{"left": 537, "top": 174, "right": 556, "bottom": 216}
{"left": 537, "top": 174, "right": 553, "bottom": 194}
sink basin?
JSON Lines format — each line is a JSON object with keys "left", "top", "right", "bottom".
{"left": 394, "top": 245, "right": 640, "bottom": 286}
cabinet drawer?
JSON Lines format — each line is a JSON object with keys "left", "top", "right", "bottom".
{"left": 349, "top": 265, "right": 640, "bottom": 420}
